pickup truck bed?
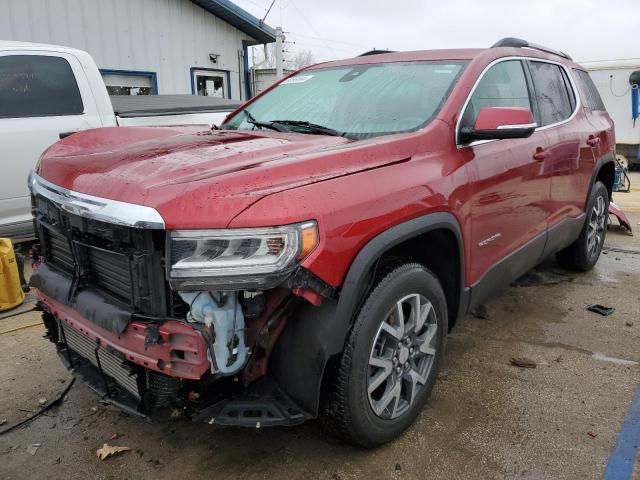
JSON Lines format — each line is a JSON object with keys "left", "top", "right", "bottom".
{"left": 110, "top": 95, "right": 242, "bottom": 118}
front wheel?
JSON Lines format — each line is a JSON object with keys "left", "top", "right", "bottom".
{"left": 320, "top": 263, "right": 447, "bottom": 448}
{"left": 556, "top": 180, "right": 609, "bottom": 271}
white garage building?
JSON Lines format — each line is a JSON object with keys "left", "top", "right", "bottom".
{"left": 0, "top": 0, "right": 276, "bottom": 101}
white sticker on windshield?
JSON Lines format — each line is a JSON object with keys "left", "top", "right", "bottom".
{"left": 282, "top": 75, "right": 314, "bottom": 84}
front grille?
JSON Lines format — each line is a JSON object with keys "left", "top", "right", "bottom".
{"left": 61, "top": 322, "right": 141, "bottom": 399}
{"left": 34, "top": 195, "right": 168, "bottom": 317}
{"left": 45, "top": 229, "right": 74, "bottom": 271}
{"left": 85, "top": 246, "right": 132, "bottom": 301}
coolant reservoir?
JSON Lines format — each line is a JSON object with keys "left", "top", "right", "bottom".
{"left": 0, "top": 238, "right": 25, "bottom": 311}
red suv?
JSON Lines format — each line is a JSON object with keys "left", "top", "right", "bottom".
{"left": 30, "top": 38, "right": 614, "bottom": 447}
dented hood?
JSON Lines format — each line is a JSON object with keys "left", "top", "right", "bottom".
{"left": 37, "top": 126, "right": 414, "bottom": 228}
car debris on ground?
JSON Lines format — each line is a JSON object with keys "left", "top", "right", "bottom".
{"left": 512, "top": 269, "right": 574, "bottom": 287}
{"left": 510, "top": 358, "right": 538, "bottom": 369}
{"left": 470, "top": 304, "right": 490, "bottom": 320}
{"left": 586, "top": 304, "right": 616, "bottom": 316}
{"left": 26, "top": 443, "right": 41, "bottom": 456}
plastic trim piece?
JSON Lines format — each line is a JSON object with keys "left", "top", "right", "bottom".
{"left": 29, "top": 172, "right": 165, "bottom": 229}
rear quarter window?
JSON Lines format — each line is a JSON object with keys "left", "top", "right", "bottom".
{"left": 573, "top": 69, "right": 606, "bottom": 111}
{"left": 529, "top": 61, "right": 575, "bottom": 126}
{"left": 0, "top": 55, "right": 84, "bottom": 119}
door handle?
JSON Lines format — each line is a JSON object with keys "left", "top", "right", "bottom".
{"left": 533, "top": 148, "right": 548, "bottom": 161}
{"left": 587, "top": 135, "right": 600, "bottom": 147}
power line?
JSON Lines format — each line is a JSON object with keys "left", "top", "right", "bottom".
{"left": 287, "top": 1, "right": 337, "bottom": 56}
{"left": 236, "top": 0, "right": 267, "bottom": 12}
{"left": 290, "top": 40, "right": 360, "bottom": 55}
{"left": 287, "top": 32, "right": 369, "bottom": 50}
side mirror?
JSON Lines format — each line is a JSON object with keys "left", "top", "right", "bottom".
{"left": 459, "top": 107, "right": 537, "bottom": 144}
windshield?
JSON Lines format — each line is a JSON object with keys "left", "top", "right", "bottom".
{"left": 223, "top": 61, "right": 467, "bottom": 139}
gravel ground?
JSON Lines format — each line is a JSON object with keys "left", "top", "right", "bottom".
{"left": 0, "top": 212, "right": 639, "bottom": 480}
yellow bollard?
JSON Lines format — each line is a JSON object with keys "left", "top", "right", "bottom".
{"left": 0, "top": 238, "right": 25, "bottom": 311}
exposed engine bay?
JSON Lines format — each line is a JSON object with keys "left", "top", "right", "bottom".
{"left": 178, "top": 291, "right": 248, "bottom": 377}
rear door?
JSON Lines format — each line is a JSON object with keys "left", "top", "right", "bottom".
{"left": 527, "top": 60, "right": 593, "bottom": 227}
{"left": 459, "top": 59, "right": 551, "bottom": 287}
{"left": 0, "top": 51, "right": 103, "bottom": 238}
{"left": 573, "top": 69, "right": 615, "bottom": 166}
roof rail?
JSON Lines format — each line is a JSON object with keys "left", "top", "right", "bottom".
{"left": 492, "top": 37, "right": 572, "bottom": 61}
{"left": 358, "top": 49, "right": 396, "bottom": 57}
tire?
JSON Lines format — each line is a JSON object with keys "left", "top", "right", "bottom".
{"left": 556, "top": 181, "right": 609, "bottom": 271}
{"left": 320, "top": 263, "right": 447, "bottom": 448}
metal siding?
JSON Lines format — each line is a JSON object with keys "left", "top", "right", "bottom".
{"left": 0, "top": 0, "right": 255, "bottom": 97}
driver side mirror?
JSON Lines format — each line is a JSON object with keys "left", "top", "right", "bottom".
{"left": 459, "top": 107, "right": 537, "bottom": 144}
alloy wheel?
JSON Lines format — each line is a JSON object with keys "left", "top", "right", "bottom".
{"left": 587, "top": 194, "right": 607, "bottom": 258}
{"left": 367, "top": 293, "right": 438, "bottom": 419}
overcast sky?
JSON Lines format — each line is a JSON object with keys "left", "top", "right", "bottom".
{"left": 234, "top": 0, "right": 639, "bottom": 65}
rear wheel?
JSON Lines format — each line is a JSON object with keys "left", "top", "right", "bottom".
{"left": 320, "top": 263, "right": 447, "bottom": 448}
{"left": 556, "top": 181, "right": 609, "bottom": 271}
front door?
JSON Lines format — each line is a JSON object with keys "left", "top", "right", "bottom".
{"left": 458, "top": 59, "right": 551, "bottom": 288}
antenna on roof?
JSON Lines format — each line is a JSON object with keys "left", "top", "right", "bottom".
{"left": 492, "top": 37, "right": 572, "bottom": 61}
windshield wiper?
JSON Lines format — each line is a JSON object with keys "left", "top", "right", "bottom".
{"left": 243, "top": 110, "right": 284, "bottom": 132}
{"left": 268, "top": 120, "right": 346, "bottom": 137}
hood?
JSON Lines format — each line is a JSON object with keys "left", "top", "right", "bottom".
{"left": 37, "top": 126, "right": 416, "bottom": 228}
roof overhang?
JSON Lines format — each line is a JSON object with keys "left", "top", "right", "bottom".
{"left": 190, "top": 0, "right": 276, "bottom": 44}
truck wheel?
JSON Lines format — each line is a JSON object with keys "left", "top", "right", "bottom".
{"left": 556, "top": 181, "right": 609, "bottom": 271}
{"left": 320, "top": 263, "right": 447, "bottom": 448}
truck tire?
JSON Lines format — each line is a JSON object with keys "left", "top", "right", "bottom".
{"left": 556, "top": 181, "right": 609, "bottom": 271}
{"left": 320, "top": 263, "right": 447, "bottom": 448}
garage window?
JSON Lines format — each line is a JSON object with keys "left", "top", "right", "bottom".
{"left": 0, "top": 55, "right": 84, "bottom": 118}
{"left": 192, "top": 69, "right": 228, "bottom": 98}
{"left": 101, "top": 70, "right": 157, "bottom": 95}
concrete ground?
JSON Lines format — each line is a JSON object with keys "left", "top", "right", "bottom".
{"left": 1, "top": 175, "right": 639, "bottom": 480}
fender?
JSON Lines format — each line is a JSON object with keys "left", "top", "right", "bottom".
{"left": 270, "top": 211, "right": 468, "bottom": 416}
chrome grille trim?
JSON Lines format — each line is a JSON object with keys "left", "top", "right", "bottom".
{"left": 29, "top": 171, "right": 165, "bottom": 229}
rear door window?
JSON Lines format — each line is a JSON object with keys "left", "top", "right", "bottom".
{"left": 529, "top": 61, "right": 575, "bottom": 126}
{"left": 460, "top": 60, "right": 531, "bottom": 130}
{"left": 0, "top": 55, "right": 84, "bottom": 119}
{"left": 573, "top": 70, "right": 606, "bottom": 111}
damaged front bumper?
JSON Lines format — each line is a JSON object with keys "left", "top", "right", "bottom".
{"left": 39, "top": 291, "right": 310, "bottom": 427}
{"left": 39, "top": 291, "right": 211, "bottom": 380}
{"left": 29, "top": 177, "right": 322, "bottom": 427}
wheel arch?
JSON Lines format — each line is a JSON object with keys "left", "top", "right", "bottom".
{"left": 591, "top": 153, "right": 616, "bottom": 202}
{"left": 270, "top": 212, "right": 469, "bottom": 416}
{"left": 335, "top": 212, "right": 467, "bottom": 337}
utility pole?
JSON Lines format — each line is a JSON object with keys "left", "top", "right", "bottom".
{"left": 275, "top": 26, "right": 284, "bottom": 80}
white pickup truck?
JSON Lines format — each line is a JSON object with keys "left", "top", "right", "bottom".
{"left": 0, "top": 40, "right": 242, "bottom": 241}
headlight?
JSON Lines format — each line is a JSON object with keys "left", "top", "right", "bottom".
{"left": 167, "top": 221, "right": 319, "bottom": 290}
